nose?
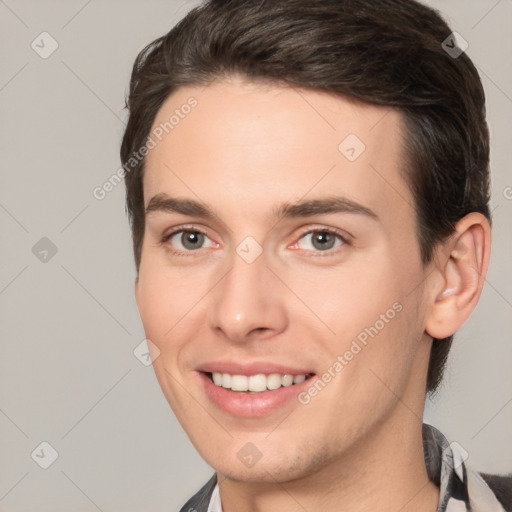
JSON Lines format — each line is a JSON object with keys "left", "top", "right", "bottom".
{"left": 208, "top": 247, "right": 288, "bottom": 343}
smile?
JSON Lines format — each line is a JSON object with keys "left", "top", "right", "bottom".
{"left": 199, "top": 370, "right": 316, "bottom": 417}
{"left": 208, "top": 372, "right": 313, "bottom": 393}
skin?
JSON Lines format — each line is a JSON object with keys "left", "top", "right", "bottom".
{"left": 134, "top": 75, "right": 491, "bottom": 511}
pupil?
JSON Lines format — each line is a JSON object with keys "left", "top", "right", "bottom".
{"left": 182, "top": 231, "right": 204, "bottom": 249}
{"left": 313, "top": 232, "right": 335, "bottom": 250}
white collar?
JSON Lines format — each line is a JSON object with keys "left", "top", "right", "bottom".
{"left": 206, "top": 483, "right": 222, "bottom": 512}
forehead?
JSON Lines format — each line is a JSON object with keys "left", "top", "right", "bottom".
{"left": 143, "top": 77, "right": 413, "bottom": 224}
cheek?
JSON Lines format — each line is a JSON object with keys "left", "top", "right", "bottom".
{"left": 136, "top": 256, "right": 206, "bottom": 339}
{"left": 290, "top": 251, "right": 424, "bottom": 380}
{"left": 135, "top": 266, "right": 198, "bottom": 404}
{"left": 136, "top": 272, "right": 168, "bottom": 340}
{"left": 287, "top": 257, "right": 402, "bottom": 335}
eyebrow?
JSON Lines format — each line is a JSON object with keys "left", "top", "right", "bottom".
{"left": 145, "top": 193, "right": 379, "bottom": 222}
{"left": 146, "top": 194, "right": 214, "bottom": 217}
{"left": 274, "top": 197, "right": 379, "bottom": 221}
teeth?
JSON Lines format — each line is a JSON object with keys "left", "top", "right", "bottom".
{"left": 221, "top": 373, "right": 231, "bottom": 389}
{"left": 248, "top": 374, "right": 267, "bottom": 392}
{"left": 212, "top": 372, "right": 223, "bottom": 386}
{"left": 282, "top": 374, "right": 294, "bottom": 387}
{"left": 267, "top": 373, "right": 283, "bottom": 390}
{"left": 231, "top": 375, "right": 248, "bottom": 391}
{"left": 210, "top": 372, "right": 310, "bottom": 392}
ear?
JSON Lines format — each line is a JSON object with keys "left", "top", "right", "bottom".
{"left": 424, "top": 212, "right": 491, "bottom": 339}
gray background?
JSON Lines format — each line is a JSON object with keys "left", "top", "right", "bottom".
{"left": 0, "top": 0, "right": 511, "bottom": 510}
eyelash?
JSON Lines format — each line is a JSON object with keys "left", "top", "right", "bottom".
{"left": 289, "top": 227, "right": 350, "bottom": 256}
{"left": 160, "top": 225, "right": 351, "bottom": 257}
{"left": 160, "top": 225, "right": 216, "bottom": 258}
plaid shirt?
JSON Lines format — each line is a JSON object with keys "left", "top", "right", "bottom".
{"left": 179, "top": 424, "right": 511, "bottom": 512}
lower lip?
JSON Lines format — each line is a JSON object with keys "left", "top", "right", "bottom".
{"left": 199, "top": 372, "right": 314, "bottom": 418}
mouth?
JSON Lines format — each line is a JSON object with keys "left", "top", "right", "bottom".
{"left": 205, "top": 371, "right": 315, "bottom": 393}
{"left": 198, "top": 369, "right": 316, "bottom": 417}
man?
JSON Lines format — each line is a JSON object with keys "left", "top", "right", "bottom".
{"left": 121, "top": 0, "right": 511, "bottom": 510}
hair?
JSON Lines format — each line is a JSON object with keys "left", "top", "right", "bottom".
{"left": 121, "top": 0, "right": 490, "bottom": 394}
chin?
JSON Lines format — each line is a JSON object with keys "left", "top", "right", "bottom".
{"left": 197, "top": 435, "right": 328, "bottom": 484}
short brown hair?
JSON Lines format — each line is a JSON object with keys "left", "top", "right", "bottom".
{"left": 121, "top": 0, "right": 490, "bottom": 394}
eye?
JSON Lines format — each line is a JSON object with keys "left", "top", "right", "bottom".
{"left": 163, "top": 229, "right": 217, "bottom": 252}
{"left": 294, "top": 229, "right": 347, "bottom": 252}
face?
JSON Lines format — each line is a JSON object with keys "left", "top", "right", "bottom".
{"left": 135, "top": 76, "right": 435, "bottom": 482}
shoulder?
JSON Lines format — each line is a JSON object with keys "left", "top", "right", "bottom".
{"left": 479, "top": 473, "right": 512, "bottom": 512}
{"left": 178, "top": 474, "right": 217, "bottom": 512}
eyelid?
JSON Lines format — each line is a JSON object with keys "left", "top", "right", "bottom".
{"left": 161, "top": 224, "right": 211, "bottom": 242}
{"left": 289, "top": 225, "right": 352, "bottom": 254}
{"left": 294, "top": 225, "right": 353, "bottom": 242}
{"left": 161, "top": 224, "right": 218, "bottom": 256}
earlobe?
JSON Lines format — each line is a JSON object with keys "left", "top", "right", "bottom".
{"left": 425, "top": 213, "right": 491, "bottom": 339}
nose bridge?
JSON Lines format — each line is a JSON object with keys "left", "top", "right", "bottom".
{"left": 208, "top": 245, "right": 287, "bottom": 341}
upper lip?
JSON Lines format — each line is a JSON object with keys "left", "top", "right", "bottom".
{"left": 198, "top": 361, "right": 315, "bottom": 376}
